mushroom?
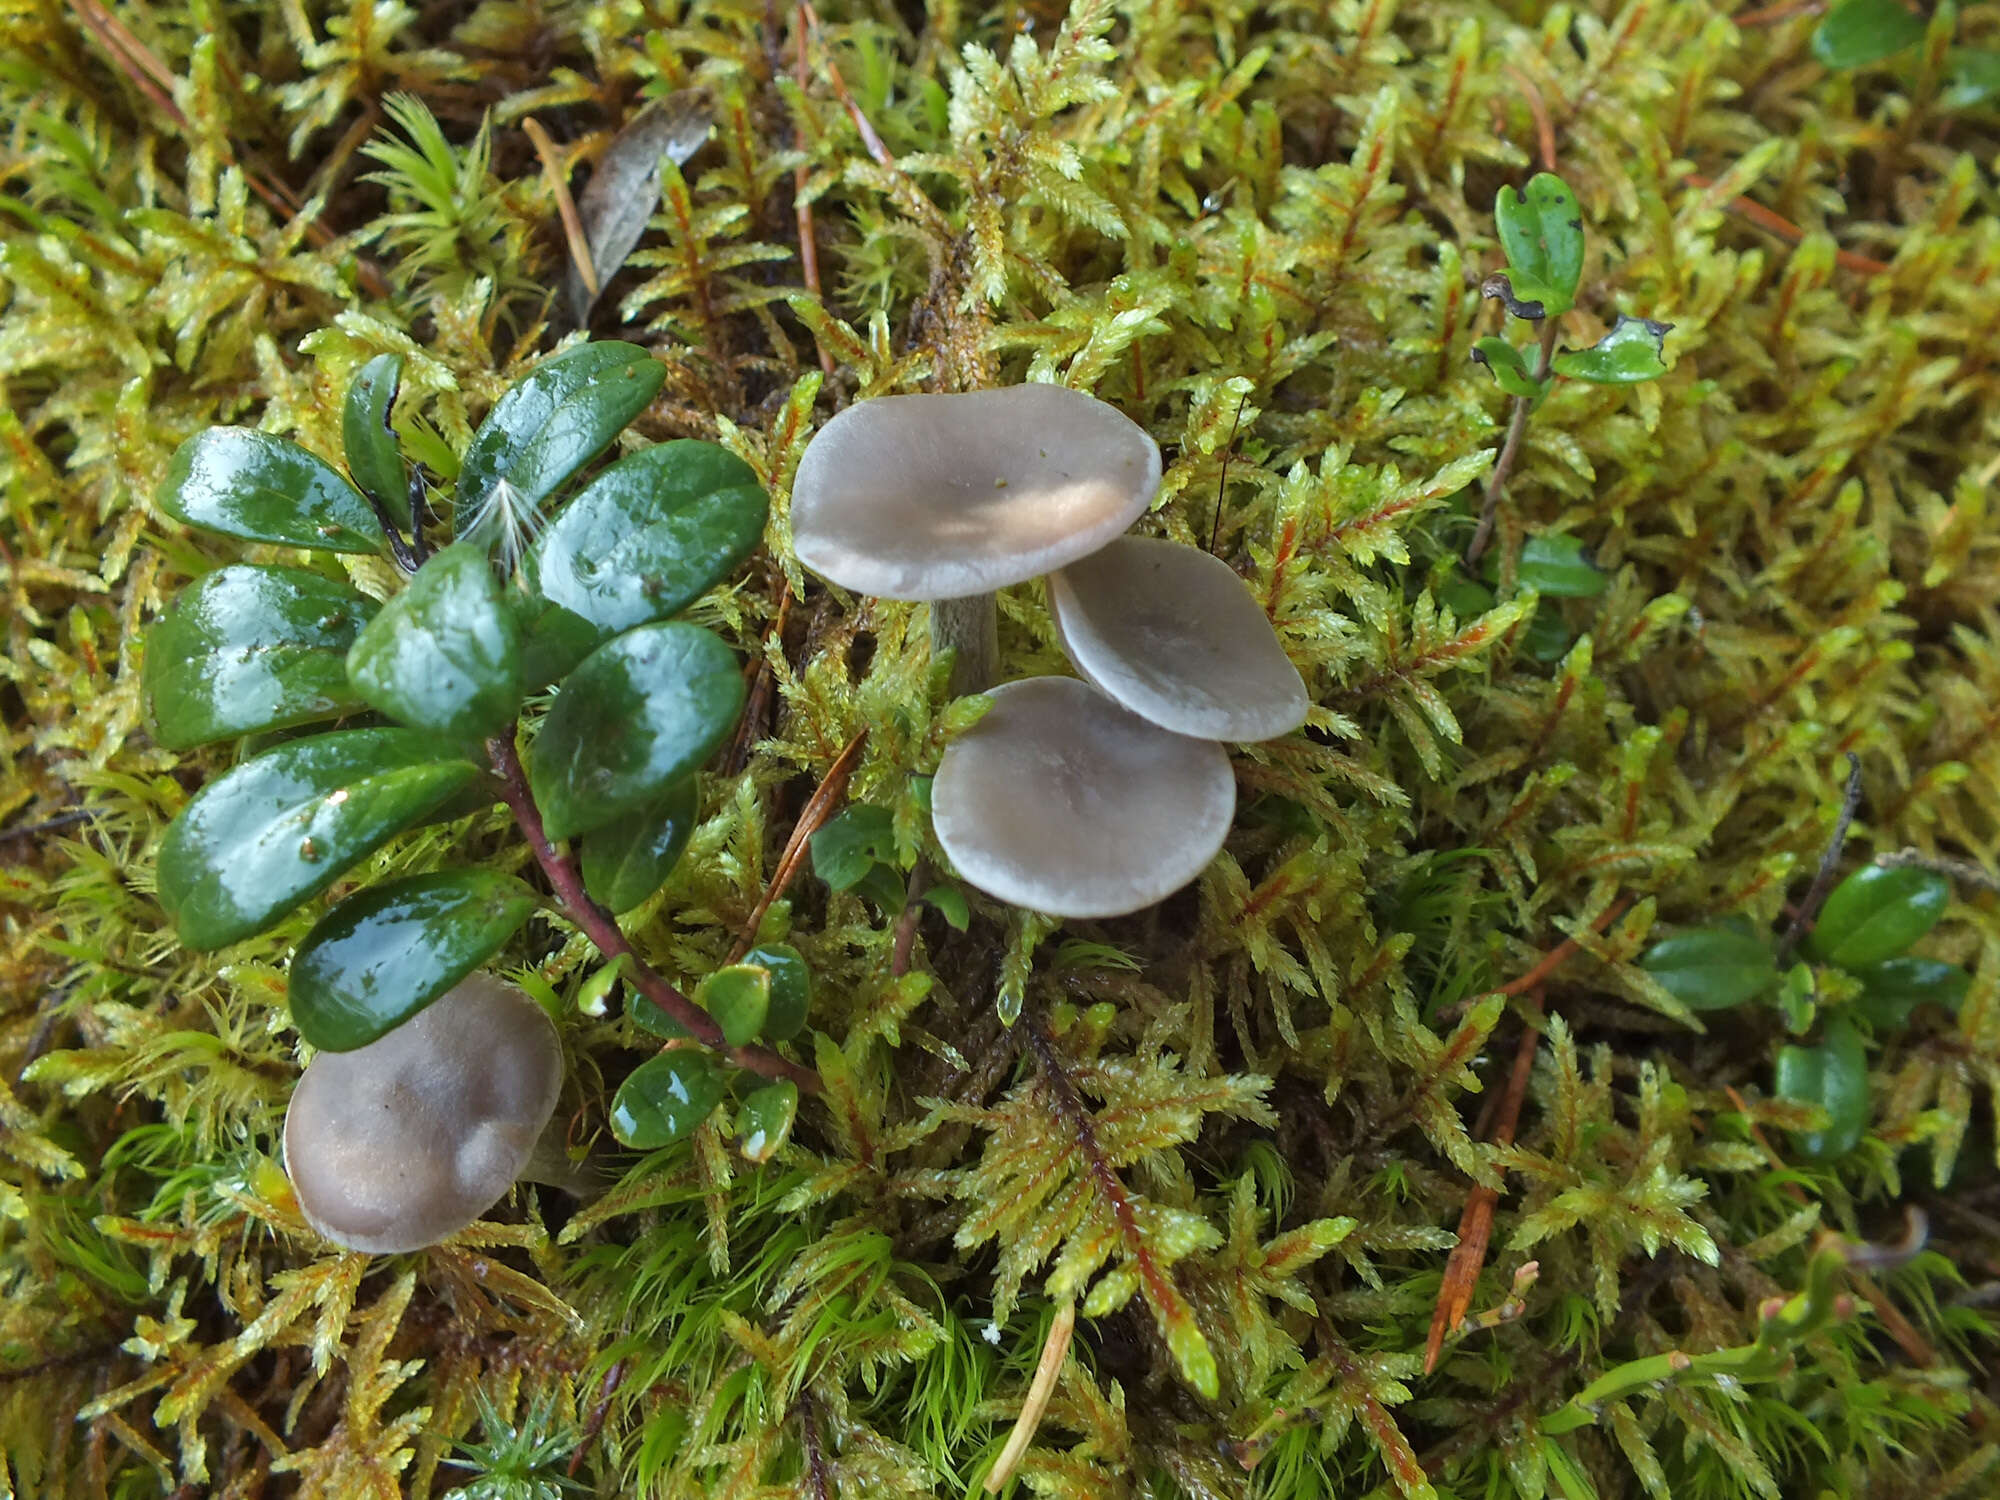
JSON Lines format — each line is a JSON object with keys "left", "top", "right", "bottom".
{"left": 283, "top": 972, "right": 562, "bottom": 1253}
{"left": 1047, "top": 535, "right": 1309, "bottom": 742}
{"left": 931, "top": 676, "right": 1235, "bottom": 918}
{"left": 790, "top": 385, "right": 1161, "bottom": 695}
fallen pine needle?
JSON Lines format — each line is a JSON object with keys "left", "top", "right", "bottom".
{"left": 985, "top": 1299, "right": 1075, "bottom": 1493}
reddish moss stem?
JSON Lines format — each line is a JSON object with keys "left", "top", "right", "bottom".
{"left": 486, "top": 733, "right": 821, "bottom": 1095}
{"left": 1466, "top": 315, "right": 1561, "bottom": 569}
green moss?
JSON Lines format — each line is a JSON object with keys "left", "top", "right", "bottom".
{"left": 4, "top": 0, "right": 2000, "bottom": 1496}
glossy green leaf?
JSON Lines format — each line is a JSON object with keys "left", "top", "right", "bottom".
{"left": 742, "top": 943, "right": 811, "bottom": 1040}
{"left": 157, "top": 729, "right": 478, "bottom": 950}
{"left": 158, "top": 428, "right": 386, "bottom": 554}
{"left": 346, "top": 544, "right": 522, "bottom": 742}
{"left": 455, "top": 341, "right": 666, "bottom": 542}
{"left": 1493, "top": 172, "right": 1583, "bottom": 318}
{"left": 530, "top": 622, "right": 745, "bottom": 841}
{"left": 1470, "top": 337, "right": 1548, "bottom": 401}
{"left": 810, "top": 804, "right": 898, "bottom": 891}
{"left": 580, "top": 777, "right": 699, "bottom": 913}
{"left": 697, "top": 964, "right": 770, "bottom": 1047}
{"left": 143, "top": 565, "right": 378, "bottom": 750}
{"left": 513, "top": 597, "right": 608, "bottom": 692}
{"left": 289, "top": 871, "right": 536, "bottom": 1050}
{"left": 924, "top": 885, "right": 971, "bottom": 932}
{"left": 1484, "top": 534, "right": 1608, "bottom": 598}
{"left": 736, "top": 1081, "right": 798, "bottom": 1164}
{"left": 1775, "top": 1019, "right": 1870, "bottom": 1161}
{"left": 1850, "top": 957, "right": 1972, "bottom": 1028}
{"left": 1639, "top": 926, "right": 1780, "bottom": 1012}
{"left": 1804, "top": 865, "right": 1950, "bottom": 968}
{"left": 534, "top": 441, "right": 769, "bottom": 633}
{"left": 609, "top": 1052, "right": 726, "bottom": 1148}
{"left": 1812, "top": 0, "right": 1926, "bottom": 69}
{"left": 342, "top": 354, "right": 407, "bottom": 512}
{"left": 628, "top": 991, "right": 692, "bottom": 1040}
{"left": 1552, "top": 316, "right": 1672, "bottom": 385}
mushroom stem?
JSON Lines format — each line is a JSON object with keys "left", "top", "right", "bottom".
{"left": 931, "top": 593, "right": 998, "bottom": 697}
{"left": 519, "top": 1114, "right": 612, "bottom": 1198}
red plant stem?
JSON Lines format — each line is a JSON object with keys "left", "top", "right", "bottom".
{"left": 486, "top": 734, "right": 821, "bottom": 1094}
{"left": 1466, "top": 315, "right": 1560, "bottom": 568}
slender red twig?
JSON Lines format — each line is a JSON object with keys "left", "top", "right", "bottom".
{"left": 486, "top": 734, "right": 820, "bottom": 1093}
{"left": 729, "top": 728, "right": 868, "bottom": 960}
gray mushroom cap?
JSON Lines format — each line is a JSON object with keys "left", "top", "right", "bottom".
{"left": 932, "top": 676, "right": 1235, "bottom": 918}
{"left": 789, "top": 385, "right": 1162, "bottom": 600}
{"left": 283, "top": 972, "right": 562, "bottom": 1254}
{"left": 1048, "top": 535, "right": 1309, "bottom": 742}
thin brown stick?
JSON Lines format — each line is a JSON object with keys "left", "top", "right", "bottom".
{"left": 1683, "top": 174, "right": 1891, "bottom": 276}
{"left": 1733, "top": 0, "right": 1827, "bottom": 26}
{"left": 486, "top": 734, "right": 819, "bottom": 1093}
{"left": 729, "top": 729, "right": 868, "bottom": 960}
{"left": 1503, "top": 66, "right": 1557, "bottom": 172}
{"left": 890, "top": 861, "right": 927, "bottom": 977}
{"left": 566, "top": 1361, "right": 624, "bottom": 1477}
{"left": 1496, "top": 896, "right": 1632, "bottom": 1000}
{"left": 1775, "top": 753, "right": 1863, "bottom": 963}
{"left": 984, "top": 1298, "right": 1076, "bottom": 1493}
{"left": 522, "top": 117, "right": 598, "bottom": 299}
{"left": 1425, "top": 995, "right": 1543, "bottom": 1372}
{"left": 1466, "top": 315, "right": 1559, "bottom": 568}
{"left": 800, "top": 2, "right": 894, "bottom": 167}
{"left": 793, "top": 6, "right": 836, "bottom": 378}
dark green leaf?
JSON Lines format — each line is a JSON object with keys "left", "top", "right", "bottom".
{"left": 1804, "top": 865, "right": 1950, "bottom": 968}
{"left": 736, "top": 1081, "right": 797, "bottom": 1163}
{"left": 628, "top": 992, "right": 692, "bottom": 1040}
{"left": 144, "top": 565, "right": 377, "bottom": 750}
{"left": 455, "top": 342, "right": 665, "bottom": 542}
{"left": 534, "top": 440, "right": 768, "bottom": 633}
{"left": 1775, "top": 1019, "right": 1870, "bottom": 1160}
{"left": 924, "top": 885, "right": 971, "bottom": 932}
{"left": 512, "top": 597, "right": 607, "bottom": 692}
{"left": 609, "top": 1053, "right": 726, "bottom": 1148}
{"left": 1943, "top": 49, "right": 2000, "bottom": 109}
{"left": 157, "top": 729, "right": 478, "bottom": 950}
{"left": 1850, "top": 957, "right": 1972, "bottom": 1028}
{"left": 157, "top": 428, "right": 386, "bottom": 554}
{"left": 810, "top": 804, "right": 898, "bottom": 891}
{"left": 1494, "top": 173, "right": 1584, "bottom": 318}
{"left": 697, "top": 964, "right": 770, "bottom": 1047}
{"left": 742, "top": 943, "right": 811, "bottom": 1040}
{"left": 530, "top": 622, "right": 744, "bottom": 841}
{"left": 346, "top": 544, "right": 522, "bottom": 742}
{"left": 342, "top": 354, "right": 407, "bottom": 512}
{"left": 1552, "top": 316, "right": 1672, "bottom": 385}
{"left": 1641, "top": 926, "right": 1780, "bottom": 1012}
{"left": 289, "top": 871, "right": 536, "bottom": 1050}
{"left": 1484, "top": 534, "right": 1608, "bottom": 598}
{"left": 1812, "top": 0, "right": 1927, "bottom": 69}
{"left": 1470, "top": 337, "right": 1548, "bottom": 401}
{"left": 580, "top": 777, "right": 698, "bottom": 913}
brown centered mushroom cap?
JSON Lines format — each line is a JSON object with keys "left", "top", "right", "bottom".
{"left": 789, "top": 385, "right": 1162, "bottom": 600}
{"left": 1048, "top": 535, "right": 1310, "bottom": 742}
{"left": 932, "top": 676, "right": 1235, "bottom": 918}
{"left": 283, "top": 972, "right": 562, "bottom": 1254}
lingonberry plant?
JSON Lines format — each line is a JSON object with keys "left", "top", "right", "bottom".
{"left": 145, "top": 341, "right": 818, "bottom": 1164}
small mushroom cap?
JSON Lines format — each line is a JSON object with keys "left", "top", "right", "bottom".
{"left": 1048, "top": 536, "right": 1309, "bottom": 741}
{"left": 790, "top": 385, "right": 1162, "bottom": 600}
{"left": 932, "top": 676, "right": 1235, "bottom": 918}
{"left": 283, "top": 972, "right": 562, "bottom": 1254}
